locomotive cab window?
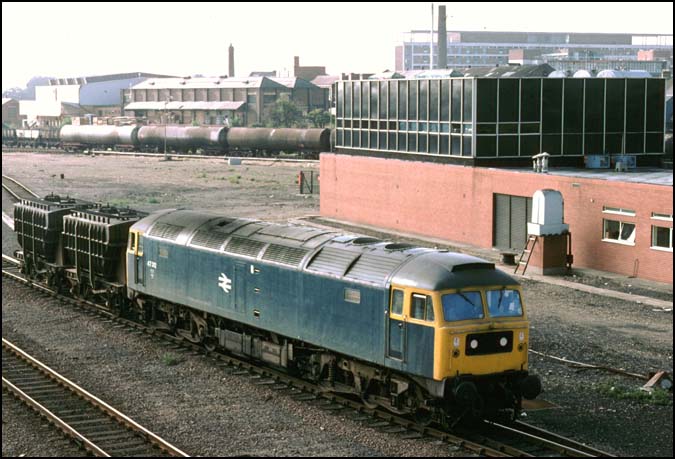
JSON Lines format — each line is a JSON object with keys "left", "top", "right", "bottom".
{"left": 411, "top": 294, "right": 434, "bottom": 322}
{"left": 442, "top": 291, "right": 484, "bottom": 322}
{"left": 391, "top": 289, "right": 404, "bottom": 316}
{"left": 486, "top": 288, "right": 523, "bottom": 318}
{"left": 128, "top": 233, "right": 136, "bottom": 251}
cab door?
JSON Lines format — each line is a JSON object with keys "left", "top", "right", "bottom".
{"left": 387, "top": 288, "right": 406, "bottom": 361}
{"left": 127, "top": 230, "right": 144, "bottom": 286}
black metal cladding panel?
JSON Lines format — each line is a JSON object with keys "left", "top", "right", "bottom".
{"left": 224, "top": 236, "right": 266, "bottom": 258}
{"left": 344, "top": 253, "right": 402, "bottom": 284}
{"left": 465, "top": 331, "right": 513, "bottom": 356}
{"left": 148, "top": 222, "right": 184, "bottom": 241}
{"left": 13, "top": 204, "right": 72, "bottom": 262}
{"left": 261, "top": 244, "right": 309, "bottom": 267}
{"left": 190, "top": 229, "right": 229, "bottom": 250}
{"left": 306, "top": 247, "right": 360, "bottom": 277}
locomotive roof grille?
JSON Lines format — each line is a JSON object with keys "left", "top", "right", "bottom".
{"left": 224, "top": 236, "right": 266, "bottom": 258}
{"left": 262, "top": 244, "right": 309, "bottom": 267}
{"left": 190, "top": 229, "right": 229, "bottom": 250}
{"left": 148, "top": 222, "right": 184, "bottom": 241}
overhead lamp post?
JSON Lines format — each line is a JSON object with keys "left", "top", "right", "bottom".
{"left": 164, "top": 96, "right": 173, "bottom": 160}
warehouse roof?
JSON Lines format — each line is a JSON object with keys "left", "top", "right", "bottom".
{"left": 125, "top": 101, "right": 245, "bottom": 111}
{"left": 268, "top": 77, "right": 319, "bottom": 89}
{"left": 132, "top": 77, "right": 286, "bottom": 90}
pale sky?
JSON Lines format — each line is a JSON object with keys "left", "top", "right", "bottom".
{"left": 2, "top": 2, "right": 673, "bottom": 92}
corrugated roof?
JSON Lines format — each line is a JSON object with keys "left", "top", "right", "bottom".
{"left": 268, "top": 77, "right": 318, "bottom": 89}
{"left": 132, "top": 77, "right": 286, "bottom": 90}
{"left": 125, "top": 101, "right": 245, "bottom": 111}
{"left": 310, "top": 75, "right": 340, "bottom": 87}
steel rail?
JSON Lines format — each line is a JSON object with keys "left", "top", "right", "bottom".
{"left": 2, "top": 174, "right": 40, "bottom": 199}
{"left": 2, "top": 338, "right": 189, "bottom": 457}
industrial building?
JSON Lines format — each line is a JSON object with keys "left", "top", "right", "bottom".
{"left": 396, "top": 30, "right": 673, "bottom": 76}
{"left": 19, "top": 72, "right": 170, "bottom": 127}
{"left": 333, "top": 76, "right": 666, "bottom": 166}
{"left": 125, "top": 76, "right": 328, "bottom": 127}
{"left": 324, "top": 74, "right": 672, "bottom": 284}
{"left": 2, "top": 98, "right": 21, "bottom": 128}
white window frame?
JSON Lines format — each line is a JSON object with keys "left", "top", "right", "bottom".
{"left": 602, "top": 218, "right": 636, "bottom": 246}
{"left": 651, "top": 212, "right": 673, "bottom": 222}
{"left": 603, "top": 206, "right": 636, "bottom": 217}
{"left": 651, "top": 225, "right": 673, "bottom": 252}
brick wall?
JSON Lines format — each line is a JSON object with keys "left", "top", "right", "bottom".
{"left": 320, "top": 154, "right": 673, "bottom": 283}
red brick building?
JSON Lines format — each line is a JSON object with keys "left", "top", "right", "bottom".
{"left": 320, "top": 154, "right": 673, "bottom": 284}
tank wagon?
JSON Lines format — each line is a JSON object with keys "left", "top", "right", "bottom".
{"left": 60, "top": 125, "right": 140, "bottom": 151}
{"left": 136, "top": 126, "right": 228, "bottom": 153}
{"left": 227, "top": 127, "right": 331, "bottom": 155}
{"left": 10, "top": 124, "right": 332, "bottom": 156}
{"left": 15, "top": 197, "right": 541, "bottom": 425}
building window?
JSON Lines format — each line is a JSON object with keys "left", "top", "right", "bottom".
{"left": 651, "top": 226, "right": 672, "bottom": 251}
{"left": 603, "top": 219, "right": 636, "bottom": 245}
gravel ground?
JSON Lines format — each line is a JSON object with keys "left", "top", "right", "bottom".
{"left": 2, "top": 152, "right": 672, "bottom": 457}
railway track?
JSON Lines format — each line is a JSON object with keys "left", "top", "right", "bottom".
{"left": 2, "top": 336, "right": 189, "bottom": 457}
{"left": 2, "top": 174, "right": 40, "bottom": 202}
{"left": 2, "top": 254, "right": 615, "bottom": 457}
{"left": 2, "top": 147, "right": 319, "bottom": 163}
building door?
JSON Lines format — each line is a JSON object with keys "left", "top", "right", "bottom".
{"left": 494, "top": 194, "right": 533, "bottom": 251}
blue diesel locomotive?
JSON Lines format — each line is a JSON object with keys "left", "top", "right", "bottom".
{"left": 14, "top": 196, "right": 540, "bottom": 425}
{"left": 125, "top": 209, "right": 541, "bottom": 424}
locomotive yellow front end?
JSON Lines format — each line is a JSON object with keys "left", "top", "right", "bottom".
{"left": 388, "top": 252, "right": 541, "bottom": 421}
{"left": 433, "top": 285, "right": 541, "bottom": 416}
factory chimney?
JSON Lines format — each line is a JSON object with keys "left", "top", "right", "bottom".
{"left": 437, "top": 5, "right": 447, "bottom": 69}
{"left": 228, "top": 43, "right": 235, "bottom": 77}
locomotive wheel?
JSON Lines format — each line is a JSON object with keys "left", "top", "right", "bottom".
{"left": 203, "top": 338, "right": 218, "bottom": 352}
{"left": 360, "top": 394, "right": 378, "bottom": 410}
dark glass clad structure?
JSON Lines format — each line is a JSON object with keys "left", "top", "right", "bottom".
{"left": 334, "top": 78, "right": 666, "bottom": 166}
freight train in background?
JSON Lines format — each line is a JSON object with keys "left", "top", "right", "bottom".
{"left": 13, "top": 193, "right": 542, "bottom": 427}
{"left": 2, "top": 124, "right": 333, "bottom": 157}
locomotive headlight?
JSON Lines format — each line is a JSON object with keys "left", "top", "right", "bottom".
{"left": 519, "top": 332, "right": 525, "bottom": 342}
{"left": 499, "top": 337, "right": 508, "bottom": 347}
{"left": 453, "top": 337, "right": 460, "bottom": 348}
{"left": 469, "top": 339, "right": 478, "bottom": 350}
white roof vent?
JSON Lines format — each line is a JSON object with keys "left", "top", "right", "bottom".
{"left": 527, "top": 189, "right": 569, "bottom": 236}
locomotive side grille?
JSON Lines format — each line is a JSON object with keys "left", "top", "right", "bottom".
{"left": 344, "top": 254, "right": 401, "bottom": 284}
{"left": 465, "top": 331, "right": 513, "bottom": 356}
{"left": 262, "top": 244, "right": 308, "bottom": 267}
{"left": 306, "top": 247, "right": 359, "bottom": 277}
{"left": 224, "top": 236, "right": 265, "bottom": 258}
{"left": 148, "top": 222, "right": 184, "bottom": 241}
{"left": 190, "top": 230, "right": 229, "bottom": 250}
